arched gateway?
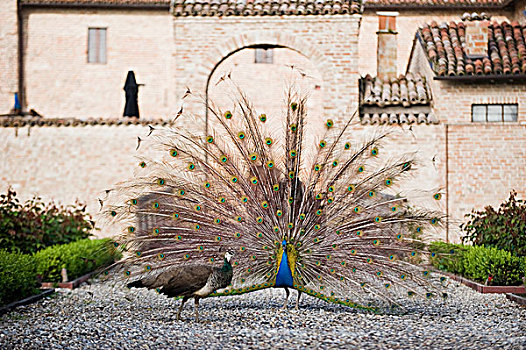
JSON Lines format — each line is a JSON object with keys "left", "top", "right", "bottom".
{"left": 172, "top": 0, "right": 363, "bottom": 122}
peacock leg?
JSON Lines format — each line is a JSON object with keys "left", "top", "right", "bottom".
{"left": 295, "top": 290, "right": 302, "bottom": 310}
{"left": 194, "top": 297, "right": 200, "bottom": 322}
{"left": 176, "top": 296, "right": 189, "bottom": 321}
{"left": 282, "top": 287, "right": 290, "bottom": 309}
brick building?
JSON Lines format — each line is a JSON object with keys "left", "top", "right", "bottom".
{"left": 0, "top": 0, "right": 525, "bottom": 241}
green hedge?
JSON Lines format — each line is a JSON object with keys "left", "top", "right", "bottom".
{"left": 430, "top": 242, "right": 526, "bottom": 286}
{"left": 34, "top": 239, "right": 118, "bottom": 283}
{"left": 0, "top": 250, "right": 38, "bottom": 306}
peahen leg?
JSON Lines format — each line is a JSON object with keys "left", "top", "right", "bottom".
{"left": 176, "top": 296, "right": 189, "bottom": 321}
{"left": 295, "top": 290, "right": 302, "bottom": 310}
{"left": 282, "top": 287, "right": 290, "bottom": 309}
{"left": 194, "top": 297, "right": 200, "bottom": 322}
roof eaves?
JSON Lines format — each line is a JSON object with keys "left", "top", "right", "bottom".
{"left": 364, "top": 0, "right": 515, "bottom": 10}
{"left": 20, "top": 1, "right": 170, "bottom": 9}
{"left": 433, "top": 74, "right": 526, "bottom": 82}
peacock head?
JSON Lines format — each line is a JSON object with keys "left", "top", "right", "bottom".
{"left": 224, "top": 251, "right": 234, "bottom": 263}
{"left": 282, "top": 240, "right": 287, "bottom": 247}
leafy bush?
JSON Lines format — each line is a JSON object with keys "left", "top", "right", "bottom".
{"left": 430, "top": 242, "right": 526, "bottom": 286}
{"left": 0, "top": 250, "right": 38, "bottom": 306}
{"left": 461, "top": 245, "right": 524, "bottom": 285}
{"left": 429, "top": 241, "right": 467, "bottom": 274}
{"left": 461, "top": 190, "right": 526, "bottom": 256}
{"left": 34, "top": 239, "right": 118, "bottom": 282}
{"left": 0, "top": 188, "right": 93, "bottom": 254}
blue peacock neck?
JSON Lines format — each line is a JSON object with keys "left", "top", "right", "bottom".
{"left": 275, "top": 240, "right": 294, "bottom": 287}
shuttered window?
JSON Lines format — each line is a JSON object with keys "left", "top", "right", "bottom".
{"left": 88, "top": 28, "right": 107, "bottom": 64}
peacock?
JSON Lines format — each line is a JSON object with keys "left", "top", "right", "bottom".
{"left": 103, "top": 83, "right": 447, "bottom": 317}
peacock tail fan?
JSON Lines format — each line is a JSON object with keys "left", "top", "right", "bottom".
{"left": 103, "top": 85, "right": 447, "bottom": 311}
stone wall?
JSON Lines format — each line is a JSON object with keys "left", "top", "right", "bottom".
{"left": 0, "top": 0, "right": 18, "bottom": 113}
{"left": 22, "top": 8, "right": 174, "bottom": 119}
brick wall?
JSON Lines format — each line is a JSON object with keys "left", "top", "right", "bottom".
{"left": 447, "top": 123, "right": 526, "bottom": 242}
{"left": 0, "top": 125, "right": 154, "bottom": 237}
{"left": 22, "top": 8, "right": 175, "bottom": 119}
{"left": 0, "top": 0, "right": 18, "bottom": 113}
{"left": 408, "top": 40, "right": 526, "bottom": 242}
{"left": 174, "top": 15, "right": 362, "bottom": 122}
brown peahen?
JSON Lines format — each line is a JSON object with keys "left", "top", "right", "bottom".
{"left": 127, "top": 251, "right": 233, "bottom": 321}
{"left": 104, "top": 84, "right": 446, "bottom": 315}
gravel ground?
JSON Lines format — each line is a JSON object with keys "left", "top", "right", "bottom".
{"left": 1, "top": 278, "right": 525, "bottom": 350}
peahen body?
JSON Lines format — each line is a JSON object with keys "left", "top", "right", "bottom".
{"left": 127, "top": 251, "right": 233, "bottom": 321}
{"left": 105, "top": 85, "right": 446, "bottom": 316}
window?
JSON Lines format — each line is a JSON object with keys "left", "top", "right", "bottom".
{"left": 88, "top": 28, "right": 107, "bottom": 64}
{"left": 377, "top": 12, "right": 398, "bottom": 32}
{"left": 472, "top": 104, "right": 518, "bottom": 122}
{"left": 255, "top": 48, "right": 273, "bottom": 64}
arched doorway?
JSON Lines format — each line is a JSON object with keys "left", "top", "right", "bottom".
{"left": 206, "top": 45, "right": 325, "bottom": 162}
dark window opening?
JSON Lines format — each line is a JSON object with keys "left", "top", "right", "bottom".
{"left": 255, "top": 48, "right": 273, "bottom": 64}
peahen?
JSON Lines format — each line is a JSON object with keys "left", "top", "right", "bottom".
{"left": 104, "top": 85, "right": 446, "bottom": 315}
{"left": 127, "top": 251, "right": 233, "bottom": 321}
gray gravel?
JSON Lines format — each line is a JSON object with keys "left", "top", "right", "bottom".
{"left": 1, "top": 278, "right": 525, "bottom": 350}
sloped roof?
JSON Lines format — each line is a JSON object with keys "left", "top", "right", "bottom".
{"left": 21, "top": 0, "right": 363, "bottom": 14}
{"left": 359, "top": 73, "right": 436, "bottom": 125}
{"left": 364, "top": 0, "right": 513, "bottom": 9}
{"left": 417, "top": 20, "right": 526, "bottom": 77}
{"left": 360, "top": 73, "right": 431, "bottom": 107}
{"left": 172, "top": 0, "right": 363, "bottom": 17}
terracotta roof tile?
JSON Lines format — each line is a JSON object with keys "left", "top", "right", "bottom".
{"left": 0, "top": 117, "right": 172, "bottom": 128}
{"left": 360, "top": 112, "right": 438, "bottom": 125}
{"left": 418, "top": 20, "right": 526, "bottom": 77}
{"left": 21, "top": 0, "right": 170, "bottom": 6}
{"left": 364, "top": 0, "right": 512, "bottom": 9}
{"left": 360, "top": 73, "right": 431, "bottom": 107}
{"left": 172, "top": 0, "right": 362, "bottom": 17}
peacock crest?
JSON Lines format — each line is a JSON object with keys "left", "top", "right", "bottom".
{"left": 104, "top": 85, "right": 446, "bottom": 311}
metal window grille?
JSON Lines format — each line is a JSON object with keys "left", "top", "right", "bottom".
{"left": 88, "top": 28, "right": 107, "bottom": 64}
{"left": 471, "top": 104, "right": 518, "bottom": 122}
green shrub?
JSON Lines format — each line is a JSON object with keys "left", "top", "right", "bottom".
{"left": 429, "top": 241, "right": 467, "bottom": 274}
{"left": 34, "top": 239, "right": 118, "bottom": 282}
{"left": 430, "top": 242, "right": 526, "bottom": 286}
{"left": 461, "top": 190, "right": 526, "bottom": 256}
{"left": 0, "top": 188, "right": 94, "bottom": 254}
{"left": 0, "top": 250, "right": 38, "bottom": 306}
